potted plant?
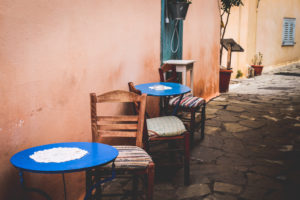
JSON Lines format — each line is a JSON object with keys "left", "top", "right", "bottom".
{"left": 219, "top": 67, "right": 233, "bottom": 93}
{"left": 251, "top": 52, "right": 263, "bottom": 76}
{"left": 168, "top": 0, "right": 192, "bottom": 20}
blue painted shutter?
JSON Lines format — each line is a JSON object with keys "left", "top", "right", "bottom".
{"left": 282, "top": 18, "right": 296, "bottom": 46}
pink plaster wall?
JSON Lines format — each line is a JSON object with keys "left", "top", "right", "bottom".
{"left": 0, "top": 0, "right": 220, "bottom": 199}
{"left": 0, "top": 0, "right": 161, "bottom": 199}
{"left": 183, "top": 0, "right": 220, "bottom": 100}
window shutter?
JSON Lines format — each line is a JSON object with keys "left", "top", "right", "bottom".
{"left": 282, "top": 18, "right": 296, "bottom": 46}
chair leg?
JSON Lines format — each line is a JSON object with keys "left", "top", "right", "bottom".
{"left": 147, "top": 162, "right": 155, "bottom": 200}
{"left": 183, "top": 132, "right": 190, "bottom": 186}
{"left": 94, "top": 173, "right": 103, "bottom": 200}
{"left": 200, "top": 103, "right": 206, "bottom": 141}
{"left": 132, "top": 175, "right": 138, "bottom": 200}
{"left": 85, "top": 170, "right": 93, "bottom": 200}
{"left": 190, "top": 109, "right": 196, "bottom": 146}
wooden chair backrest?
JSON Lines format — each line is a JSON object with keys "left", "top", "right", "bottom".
{"left": 90, "top": 90, "right": 147, "bottom": 148}
{"left": 159, "top": 64, "right": 178, "bottom": 83}
{"left": 128, "top": 82, "right": 150, "bottom": 117}
{"left": 128, "top": 82, "right": 142, "bottom": 95}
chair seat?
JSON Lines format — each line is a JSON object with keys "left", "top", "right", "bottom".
{"left": 146, "top": 116, "right": 186, "bottom": 138}
{"left": 101, "top": 146, "right": 153, "bottom": 169}
{"left": 169, "top": 93, "right": 205, "bottom": 109}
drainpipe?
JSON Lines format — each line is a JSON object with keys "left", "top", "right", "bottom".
{"left": 254, "top": 0, "right": 260, "bottom": 54}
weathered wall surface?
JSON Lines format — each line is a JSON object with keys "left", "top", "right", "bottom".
{"left": 221, "top": 0, "right": 257, "bottom": 78}
{"left": 222, "top": 0, "right": 300, "bottom": 77}
{"left": 0, "top": 0, "right": 161, "bottom": 199}
{"left": 183, "top": 0, "right": 220, "bottom": 100}
{"left": 0, "top": 0, "right": 219, "bottom": 199}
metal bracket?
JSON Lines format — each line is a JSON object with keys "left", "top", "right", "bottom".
{"left": 84, "top": 162, "right": 116, "bottom": 200}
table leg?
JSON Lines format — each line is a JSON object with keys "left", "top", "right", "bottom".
{"left": 182, "top": 69, "right": 187, "bottom": 86}
{"left": 160, "top": 96, "right": 165, "bottom": 116}
{"left": 62, "top": 173, "right": 67, "bottom": 200}
{"left": 172, "top": 94, "right": 184, "bottom": 116}
{"left": 84, "top": 162, "right": 116, "bottom": 200}
{"left": 176, "top": 66, "right": 187, "bottom": 86}
{"left": 18, "top": 169, "right": 52, "bottom": 200}
{"left": 190, "top": 67, "right": 194, "bottom": 95}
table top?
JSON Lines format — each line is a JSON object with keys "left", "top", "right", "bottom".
{"left": 10, "top": 142, "right": 118, "bottom": 174}
{"left": 163, "top": 59, "right": 195, "bottom": 65}
{"left": 135, "top": 82, "right": 191, "bottom": 97}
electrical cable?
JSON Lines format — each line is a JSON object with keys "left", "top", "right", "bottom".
{"left": 170, "top": 20, "right": 179, "bottom": 53}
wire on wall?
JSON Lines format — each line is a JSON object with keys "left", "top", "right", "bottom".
{"left": 170, "top": 20, "right": 179, "bottom": 53}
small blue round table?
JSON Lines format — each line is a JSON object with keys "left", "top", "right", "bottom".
{"left": 10, "top": 142, "right": 118, "bottom": 200}
{"left": 135, "top": 82, "right": 191, "bottom": 115}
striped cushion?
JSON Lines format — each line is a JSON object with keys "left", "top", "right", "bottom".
{"left": 101, "top": 146, "right": 152, "bottom": 169}
{"left": 146, "top": 116, "right": 186, "bottom": 138}
{"left": 169, "top": 93, "right": 205, "bottom": 109}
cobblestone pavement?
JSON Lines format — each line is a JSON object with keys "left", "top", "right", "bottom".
{"left": 154, "top": 64, "right": 300, "bottom": 200}
{"left": 101, "top": 64, "right": 300, "bottom": 200}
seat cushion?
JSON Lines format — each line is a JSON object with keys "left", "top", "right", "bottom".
{"left": 146, "top": 116, "right": 186, "bottom": 138}
{"left": 169, "top": 93, "right": 205, "bottom": 109}
{"left": 101, "top": 146, "right": 152, "bottom": 169}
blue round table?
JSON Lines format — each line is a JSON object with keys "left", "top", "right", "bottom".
{"left": 135, "top": 82, "right": 190, "bottom": 97}
{"left": 135, "top": 82, "right": 191, "bottom": 115}
{"left": 11, "top": 142, "right": 118, "bottom": 200}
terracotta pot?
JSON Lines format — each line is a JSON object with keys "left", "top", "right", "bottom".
{"left": 219, "top": 69, "right": 233, "bottom": 93}
{"left": 251, "top": 65, "right": 264, "bottom": 76}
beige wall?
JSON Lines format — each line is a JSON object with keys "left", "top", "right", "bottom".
{"left": 256, "top": 0, "right": 300, "bottom": 67}
{"left": 221, "top": 2, "right": 252, "bottom": 77}
{"left": 0, "top": 0, "right": 219, "bottom": 199}
{"left": 183, "top": 0, "right": 220, "bottom": 100}
{"left": 222, "top": 0, "right": 300, "bottom": 77}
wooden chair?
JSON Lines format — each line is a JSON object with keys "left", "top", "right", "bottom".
{"left": 128, "top": 82, "right": 190, "bottom": 186}
{"left": 89, "top": 90, "right": 155, "bottom": 200}
{"left": 159, "top": 63, "right": 206, "bottom": 144}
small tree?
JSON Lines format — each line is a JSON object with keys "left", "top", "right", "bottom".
{"left": 219, "top": 0, "right": 243, "bottom": 66}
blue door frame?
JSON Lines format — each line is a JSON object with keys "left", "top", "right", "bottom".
{"left": 160, "top": 0, "right": 183, "bottom": 64}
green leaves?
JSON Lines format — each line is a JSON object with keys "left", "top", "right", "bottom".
{"left": 221, "top": 0, "right": 243, "bottom": 13}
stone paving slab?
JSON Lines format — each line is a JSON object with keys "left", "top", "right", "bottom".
{"left": 176, "top": 184, "right": 211, "bottom": 199}
{"left": 213, "top": 182, "right": 242, "bottom": 194}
